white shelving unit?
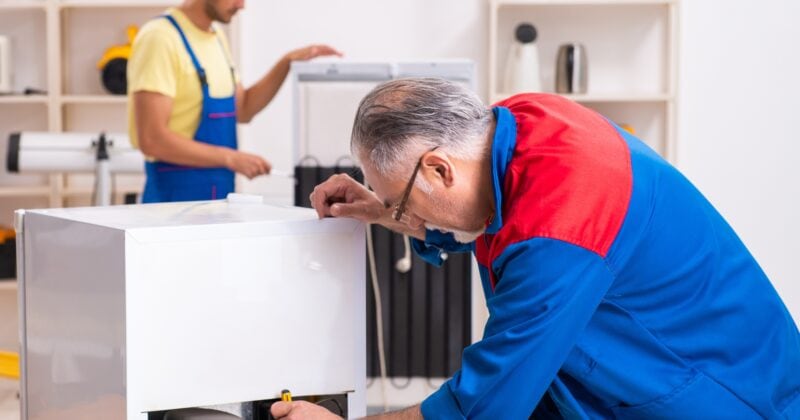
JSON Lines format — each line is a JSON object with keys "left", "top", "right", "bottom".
{"left": 60, "top": 94, "right": 128, "bottom": 104}
{"left": 489, "top": 0, "right": 679, "bottom": 161}
{"left": 0, "top": 0, "right": 240, "bottom": 227}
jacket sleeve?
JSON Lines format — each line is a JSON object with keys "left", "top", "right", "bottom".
{"left": 411, "top": 229, "right": 475, "bottom": 266}
{"left": 421, "top": 237, "right": 615, "bottom": 419}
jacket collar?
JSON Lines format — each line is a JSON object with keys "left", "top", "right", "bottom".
{"left": 486, "top": 106, "right": 517, "bottom": 235}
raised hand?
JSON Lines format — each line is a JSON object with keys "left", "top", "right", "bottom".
{"left": 286, "top": 44, "right": 343, "bottom": 61}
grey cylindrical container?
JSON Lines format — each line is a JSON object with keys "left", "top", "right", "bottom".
{"left": 555, "top": 43, "right": 588, "bottom": 94}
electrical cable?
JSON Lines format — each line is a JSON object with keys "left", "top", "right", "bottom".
{"left": 366, "top": 279, "right": 376, "bottom": 389}
{"left": 427, "top": 377, "right": 446, "bottom": 390}
{"left": 395, "top": 234, "right": 412, "bottom": 273}
{"left": 366, "top": 223, "right": 389, "bottom": 413}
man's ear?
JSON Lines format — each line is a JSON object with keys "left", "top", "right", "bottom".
{"left": 421, "top": 150, "right": 455, "bottom": 187}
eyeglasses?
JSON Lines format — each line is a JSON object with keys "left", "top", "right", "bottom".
{"left": 392, "top": 146, "right": 439, "bottom": 222}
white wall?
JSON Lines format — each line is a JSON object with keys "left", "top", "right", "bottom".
{"left": 677, "top": 0, "right": 800, "bottom": 322}
{"left": 238, "top": 0, "right": 488, "bottom": 203}
{"left": 239, "top": 0, "right": 799, "bottom": 329}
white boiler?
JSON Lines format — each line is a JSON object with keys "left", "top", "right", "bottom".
{"left": 15, "top": 198, "right": 366, "bottom": 419}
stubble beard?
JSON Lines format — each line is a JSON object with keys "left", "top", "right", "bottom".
{"left": 204, "top": 0, "right": 234, "bottom": 23}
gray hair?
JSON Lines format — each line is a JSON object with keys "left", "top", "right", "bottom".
{"left": 351, "top": 78, "right": 493, "bottom": 178}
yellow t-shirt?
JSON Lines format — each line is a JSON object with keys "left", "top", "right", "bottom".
{"left": 127, "top": 8, "right": 238, "bottom": 150}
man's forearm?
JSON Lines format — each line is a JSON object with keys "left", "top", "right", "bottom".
{"left": 238, "top": 55, "right": 291, "bottom": 122}
{"left": 141, "top": 129, "right": 232, "bottom": 168}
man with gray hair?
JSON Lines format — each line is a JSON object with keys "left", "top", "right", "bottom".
{"left": 271, "top": 78, "right": 800, "bottom": 419}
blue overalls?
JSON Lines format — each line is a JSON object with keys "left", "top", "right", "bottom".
{"left": 142, "top": 15, "right": 237, "bottom": 203}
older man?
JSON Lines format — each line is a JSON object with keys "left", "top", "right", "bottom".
{"left": 272, "top": 79, "right": 800, "bottom": 419}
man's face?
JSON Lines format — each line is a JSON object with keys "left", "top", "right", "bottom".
{"left": 362, "top": 152, "right": 487, "bottom": 244}
{"left": 204, "top": 0, "right": 244, "bottom": 24}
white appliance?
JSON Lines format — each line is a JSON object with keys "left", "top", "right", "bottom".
{"left": 503, "top": 23, "right": 542, "bottom": 93}
{"left": 15, "top": 200, "right": 366, "bottom": 419}
{"left": 0, "top": 35, "right": 11, "bottom": 93}
{"left": 291, "top": 60, "right": 476, "bottom": 166}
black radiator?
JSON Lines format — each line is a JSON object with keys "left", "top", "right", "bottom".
{"left": 294, "top": 160, "right": 472, "bottom": 379}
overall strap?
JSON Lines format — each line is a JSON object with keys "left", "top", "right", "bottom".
{"left": 212, "top": 27, "right": 237, "bottom": 85}
{"left": 163, "top": 14, "right": 207, "bottom": 87}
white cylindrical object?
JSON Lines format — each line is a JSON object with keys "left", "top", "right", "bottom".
{"left": 18, "top": 151, "right": 143, "bottom": 173}
{"left": 503, "top": 23, "right": 542, "bottom": 94}
{"left": 108, "top": 150, "right": 145, "bottom": 173}
{"left": 9, "top": 132, "right": 144, "bottom": 173}
{"left": 506, "top": 43, "right": 542, "bottom": 93}
{"left": 0, "top": 36, "right": 11, "bottom": 93}
{"left": 556, "top": 43, "right": 588, "bottom": 94}
{"left": 94, "top": 159, "right": 111, "bottom": 206}
{"left": 21, "top": 150, "right": 96, "bottom": 172}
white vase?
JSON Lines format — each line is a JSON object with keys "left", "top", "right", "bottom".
{"left": 503, "top": 23, "right": 542, "bottom": 94}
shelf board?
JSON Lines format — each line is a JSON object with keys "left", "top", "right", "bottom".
{"left": 61, "top": 95, "right": 127, "bottom": 105}
{"left": 0, "top": 280, "right": 16, "bottom": 291}
{"left": 58, "top": 0, "right": 179, "bottom": 8}
{"left": 0, "top": 95, "right": 48, "bottom": 104}
{"left": 562, "top": 92, "right": 673, "bottom": 103}
{"left": 491, "top": 92, "right": 673, "bottom": 104}
{"left": 0, "top": 1, "right": 45, "bottom": 10}
{"left": 493, "top": 0, "right": 675, "bottom": 6}
{"left": 0, "top": 186, "right": 50, "bottom": 198}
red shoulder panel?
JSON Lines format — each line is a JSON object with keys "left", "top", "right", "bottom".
{"left": 487, "top": 94, "right": 632, "bottom": 287}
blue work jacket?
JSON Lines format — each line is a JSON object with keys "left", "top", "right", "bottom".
{"left": 414, "top": 94, "right": 800, "bottom": 419}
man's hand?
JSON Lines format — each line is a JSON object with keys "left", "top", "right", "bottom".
{"left": 271, "top": 401, "right": 424, "bottom": 420}
{"left": 236, "top": 44, "right": 343, "bottom": 123}
{"left": 286, "top": 44, "right": 343, "bottom": 62}
{"left": 309, "top": 174, "right": 426, "bottom": 240}
{"left": 309, "top": 173, "right": 385, "bottom": 222}
{"left": 224, "top": 149, "right": 271, "bottom": 179}
{"left": 270, "top": 401, "right": 342, "bottom": 420}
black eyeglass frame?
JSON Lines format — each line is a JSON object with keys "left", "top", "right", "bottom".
{"left": 392, "top": 146, "right": 440, "bottom": 222}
